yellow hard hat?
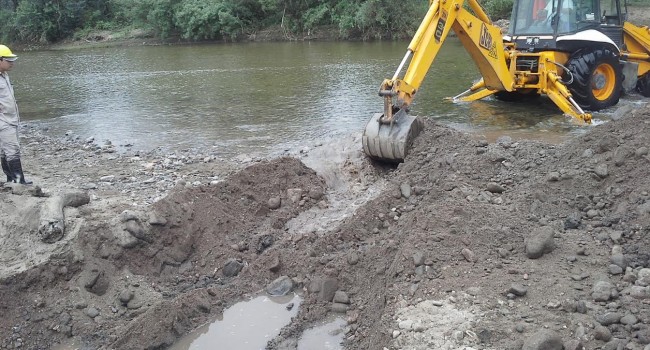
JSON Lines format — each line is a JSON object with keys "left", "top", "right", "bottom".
{"left": 0, "top": 45, "right": 17, "bottom": 61}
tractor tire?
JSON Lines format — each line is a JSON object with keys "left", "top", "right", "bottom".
{"left": 637, "top": 73, "right": 650, "bottom": 97}
{"left": 494, "top": 89, "right": 540, "bottom": 102}
{"left": 565, "top": 48, "right": 623, "bottom": 111}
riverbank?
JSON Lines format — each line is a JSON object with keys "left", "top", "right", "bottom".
{"left": 9, "top": 3, "right": 645, "bottom": 52}
{"left": 1, "top": 100, "right": 650, "bottom": 349}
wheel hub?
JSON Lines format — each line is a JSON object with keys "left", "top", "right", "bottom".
{"left": 592, "top": 73, "right": 606, "bottom": 90}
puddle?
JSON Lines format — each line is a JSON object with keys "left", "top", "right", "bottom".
{"left": 297, "top": 317, "right": 346, "bottom": 350}
{"left": 168, "top": 294, "right": 301, "bottom": 350}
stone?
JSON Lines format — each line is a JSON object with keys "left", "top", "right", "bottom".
{"left": 118, "top": 290, "right": 134, "bottom": 305}
{"left": 222, "top": 259, "right": 244, "bottom": 277}
{"left": 595, "top": 164, "right": 609, "bottom": 178}
{"left": 330, "top": 303, "right": 349, "bottom": 313}
{"left": 268, "top": 197, "right": 281, "bottom": 210}
{"left": 486, "top": 182, "right": 505, "bottom": 193}
{"left": 266, "top": 276, "right": 294, "bottom": 296}
{"left": 522, "top": 330, "right": 563, "bottom": 350}
{"left": 400, "top": 183, "right": 412, "bottom": 198}
{"left": 594, "top": 325, "right": 612, "bottom": 341}
{"left": 597, "top": 312, "right": 623, "bottom": 326}
{"left": 525, "top": 226, "right": 556, "bottom": 259}
{"left": 629, "top": 286, "right": 650, "bottom": 300}
{"left": 318, "top": 278, "right": 338, "bottom": 302}
{"left": 509, "top": 284, "right": 528, "bottom": 297}
{"left": 593, "top": 280, "right": 613, "bottom": 302}
{"left": 638, "top": 269, "right": 650, "bottom": 286}
{"left": 148, "top": 211, "right": 167, "bottom": 226}
{"left": 620, "top": 313, "right": 638, "bottom": 325}
{"left": 85, "top": 307, "right": 99, "bottom": 318}
{"left": 564, "top": 339, "right": 583, "bottom": 350}
{"left": 611, "top": 254, "right": 628, "bottom": 269}
{"left": 461, "top": 248, "right": 477, "bottom": 262}
{"left": 333, "top": 291, "right": 350, "bottom": 304}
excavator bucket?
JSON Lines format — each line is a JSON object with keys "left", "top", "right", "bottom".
{"left": 362, "top": 110, "right": 423, "bottom": 162}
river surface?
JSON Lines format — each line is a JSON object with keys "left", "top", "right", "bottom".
{"left": 11, "top": 40, "right": 641, "bottom": 157}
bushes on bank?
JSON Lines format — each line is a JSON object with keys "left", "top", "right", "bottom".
{"left": 0, "top": 0, "right": 514, "bottom": 44}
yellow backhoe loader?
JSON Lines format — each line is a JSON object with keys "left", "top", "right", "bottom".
{"left": 362, "top": 0, "right": 650, "bottom": 162}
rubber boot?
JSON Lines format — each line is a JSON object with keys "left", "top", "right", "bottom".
{"left": 7, "top": 158, "right": 32, "bottom": 185}
{"left": 1, "top": 156, "right": 14, "bottom": 182}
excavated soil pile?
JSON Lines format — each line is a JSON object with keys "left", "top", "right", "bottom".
{"left": 1, "top": 104, "right": 650, "bottom": 350}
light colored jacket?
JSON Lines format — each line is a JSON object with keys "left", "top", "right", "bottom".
{"left": 0, "top": 72, "right": 20, "bottom": 126}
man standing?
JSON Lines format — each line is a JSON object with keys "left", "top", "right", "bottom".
{"left": 0, "top": 44, "right": 31, "bottom": 185}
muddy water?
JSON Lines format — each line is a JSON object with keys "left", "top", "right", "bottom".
{"left": 168, "top": 294, "right": 301, "bottom": 350}
{"left": 10, "top": 40, "right": 630, "bottom": 159}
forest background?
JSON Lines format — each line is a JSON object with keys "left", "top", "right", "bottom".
{"left": 0, "top": 0, "right": 647, "bottom": 46}
{"left": 0, "top": 0, "right": 519, "bottom": 45}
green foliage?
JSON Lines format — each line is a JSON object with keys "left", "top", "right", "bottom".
{"left": 174, "top": 0, "right": 259, "bottom": 40}
{"left": 0, "top": 0, "right": 512, "bottom": 43}
{"left": 483, "top": 0, "right": 514, "bottom": 19}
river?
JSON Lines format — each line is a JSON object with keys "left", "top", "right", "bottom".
{"left": 10, "top": 40, "right": 639, "bottom": 157}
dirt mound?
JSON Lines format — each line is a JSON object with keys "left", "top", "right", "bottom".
{"left": 1, "top": 105, "right": 650, "bottom": 350}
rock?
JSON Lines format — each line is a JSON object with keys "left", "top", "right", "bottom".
{"left": 548, "top": 172, "right": 560, "bottom": 182}
{"left": 85, "top": 307, "right": 100, "bottom": 318}
{"left": 148, "top": 211, "right": 167, "bottom": 226}
{"left": 413, "top": 252, "right": 425, "bottom": 266}
{"left": 124, "top": 220, "right": 152, "bottom": 243}
{"left": 620, "top": 313, "right": 638, "bottom": 325}
{"left": 609, "top": 264, "right": 623, "bottom": 275}
{"left": 629, "top": 286, "right": 650, "bottom": 299}
{"left": 400, "top": 183, "right": 412, "bottom": 198}
{"left": 602, "top": 339, "right": 625, "bottom": 350}
{"left": 522, "top": 329, "right": 563, "bottom": 350}
{"left": 638, "top": 269, "right": 650, "bottom": 286}
{"left": 318, "top": 278, "right": 338, "bottom": 302}
{"left": 564, "top": 214, "right": 581, "bottom": 230}
{"left": 287, "top": 188, "right": 303, "bottom": 203}
{"left": 611, "top": 254, "right": 627, "bottom": 269}
{"left": 594, "top": 325, "right": 613, "bottom": 341}
{"left": 268, "top": 197, "right": 281, "bottom": 210}
{"left": 266, "top": 276, "right": 294, "bottom": 296}
{"left": 509, "top": 283, "right": 528, "bottom": 297}
{"left": 592, "top": 280, "right": 614, "bottom": 302}
{"left": 595, "top": 164, "right": 609, "bottom": 178}
{"left": 222, "top": 259, "right": 244, "bottom": 277}
{"left": 308, "top": 187, "right": 324, "bottom": 200}
{"left": 333, "top": 291, "right": 350, "bottom": 304}
{"left": 268, "top": 255, "right": 281, "bottom": 273}
{"left": 525, "top": 226, "right": 556, "bottom": 259}
{"left": 564, "top": 340, "right": 584, "bottom": 350}
{"left": 461, "top": 248, "right": 477, "bottom": 262}
{"left": 597, "top": 312, "right": 623, "bottom": 326}
{"left": 330, "top": 303, "right": 349, "bottom": 313}
{"left": 486, "top": 182, "right": 505, "bottom": 193}
{"left": 347, "top": 252, "right": 360, "bottom": 265}
{"left": 118, "top": 290, "right": 134, "bottom": 305}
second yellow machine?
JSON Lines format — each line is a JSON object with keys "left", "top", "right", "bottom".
{"left": 362, "top": 0, "right": 650, "bottom": 162}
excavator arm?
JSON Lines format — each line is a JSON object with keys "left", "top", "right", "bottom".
{"left": 364, "top": 0, "right": 513, "bottom": 162}
{"left": 379, "top": 0, "right": 513, "bottom": 123}
{"left": 363, "top": 0, "right": 593, "bottom": 163}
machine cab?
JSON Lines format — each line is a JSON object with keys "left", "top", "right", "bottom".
{"left": 508, "top": 0, "right": 627, "bottom": 49}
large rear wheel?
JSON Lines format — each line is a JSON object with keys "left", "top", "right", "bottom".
{"left": 565, "top": 48, "right": 623, "bottom": 111}
{"left": 637, "top": 72, "right": 650, "bottom": 97}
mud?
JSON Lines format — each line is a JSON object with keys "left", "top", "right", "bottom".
{"left": 2, "top": 103, "right": 650, "bottom": 349}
